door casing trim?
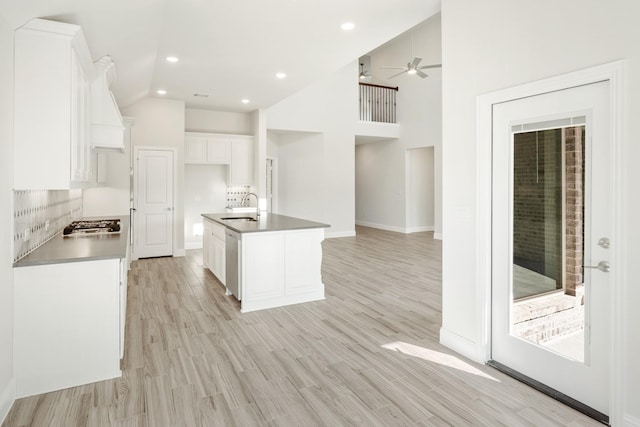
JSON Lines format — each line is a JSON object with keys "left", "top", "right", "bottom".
{"left": 475, "top": 61, "right": 626, "bottom": 424}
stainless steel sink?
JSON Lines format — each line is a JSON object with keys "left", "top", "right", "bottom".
{"left": 220, "top": 216, "right": 257, "bottom": 222}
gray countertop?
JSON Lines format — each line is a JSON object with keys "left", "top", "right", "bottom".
{"left": 14, "top": 216, "right": 130, "bottom": 268}
{"left": 201, "top": 213, "right": 329, "bottom": 234}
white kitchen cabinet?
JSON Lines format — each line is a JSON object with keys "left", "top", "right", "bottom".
{"left": 240, "top": 228, "right": 325, "bottom": 313}
{"left": 207, "top": 138, "right": 231, "bottom": 164}
{"left": 14, "top": 18, "right": 94, "bottom": 190}
{"left": 14, "top": 258, "right": 125, "bottom": 397}
{"left": 184, "top": 132, "right": 231, "bottom": 164}
{"left": 203, "top": 218, "right": 226, "bottom": 285}
{"left": 228, "top": 136, "right": 255, "bottom": 186}
{"left": 119, "top": 257, "right": 128, "bottom": 359}
{"left": 202, "top": 220, "right": 212, "bottom": 269}
{"left": 184, "top": 134, "right": 208, "bottom": 163}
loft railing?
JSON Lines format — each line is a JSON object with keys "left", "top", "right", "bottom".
{"left": 359, "top": 82, "right": 398, "bottom": 123}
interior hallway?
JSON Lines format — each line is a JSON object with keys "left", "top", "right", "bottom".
{"left": 2, "top": 227, "right": 599, "bottom": 426}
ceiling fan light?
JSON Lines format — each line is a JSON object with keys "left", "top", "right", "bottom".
{"left": 407, "top": 68, "right": 417, "bottom": 75}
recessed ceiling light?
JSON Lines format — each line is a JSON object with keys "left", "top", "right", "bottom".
{"left": 341, "top": 22, "right": 355, "bottom": 31}
{"left": 157, "top": 89, "right": 167, "bottom": 95}
{"left": 241, "top": 99, "right": 250, "bottom": 104}
{"left": 193, "top": 93, "right": 209, "bottom": 98}
{"left": 275, "top": 72, "right": 287, "bottom": 79}
{"left": 166, "top": 56, "right": 179, "bottom": 63}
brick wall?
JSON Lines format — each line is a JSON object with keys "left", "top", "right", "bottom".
{"left": 513, "top": 129, "right": 562, "bottom": 286}
{"left": 564, "top": 126, "right": 585, "bottom": 296}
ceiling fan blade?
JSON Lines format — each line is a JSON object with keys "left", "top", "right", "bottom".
{"left": 410, "top": 57, "right": 423, "bottom": 68}
{"left": 388, "top": 69, "right": 408, "bottom": 79}
{"left": 379, "top": 66, "right": 407, "bottom": 70}
{"left": 416, "top": 70, "right": 428, "bottom": 78}
{"left": 417, "top": 63, "right": 442, "bottom": 70}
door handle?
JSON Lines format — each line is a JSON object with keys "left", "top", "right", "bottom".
{"left": 584, "top": 261, "right": 610, "bottom": 273}
{"left": 165, "top": 207, "right": 173, "bottom": 211}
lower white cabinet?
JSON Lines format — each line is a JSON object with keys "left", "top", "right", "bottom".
{"left": 203, "top": 218, "right": 225, "bottom": 285}
{"left": 240, "top": 228, "right": 325, "bottom": 313}
{"left": 203, "top": 220, "right": 211, "bottom": 269}
{"left": 14, "top": 258, "right": 125, "bottom": 398}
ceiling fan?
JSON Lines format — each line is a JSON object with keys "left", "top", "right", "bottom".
{"left": 380, "top": 31, "right": 441, "bottom": 79}
{"left": 359, "top": 63, "right": 372, "bottom": 80}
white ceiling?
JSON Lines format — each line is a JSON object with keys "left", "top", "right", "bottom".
{"left": 0, "top": 0, "right": 440, "bottom": 112}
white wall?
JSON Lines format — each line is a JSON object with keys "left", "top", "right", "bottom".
{"left": 355, "top": 144, "right": 434, "bottom": 234}
{"left": 355, "top": 141, "right": 405, "bottom": 230}
{"left": 271, "top": 132, "right": 324, "bottom": 223}
{"left": 184, "top": 165, "right": 227, "bottom": 249}
{"left": 122, "top": 98, "right": 186, "bottom": 256}
{"left": 267, "top": 62, "right": 357, "bottom": 237}
{"left": 185, "top": 108, "right": 252, "bottom": 135}
{"left": 355, "top": 14, "right": 442, "bottom": 235}
{"left": 0, "top": 12, "right": 14, "bottom": 423}
{"left": 83, "top": 119, "right": 134, "bottom": 217}
{"left": 441, "top": 0, "right": 640, "bottom": 421}
{"left": 407, "top": 147, "right": 434, "bottom": 231}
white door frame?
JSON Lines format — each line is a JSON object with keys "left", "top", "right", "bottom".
{"left": 476, "top": 61, "right": 626, "bottom": 424}
{"left": 132, "top": 146, "right": 178, "bottom": 259}
{"left": 266, "top": 156, "right": 278, "bottom": 213}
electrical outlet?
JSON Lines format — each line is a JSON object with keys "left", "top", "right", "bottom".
{"left": 24, "top": 228, "right": 30, "bottom": 241}
{"left": 45, "top": 220, "right": 50, "bottom": 231}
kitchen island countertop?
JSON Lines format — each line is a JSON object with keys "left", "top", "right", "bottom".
{"left": 14, "top": 216, "right": 130, "bottom": 268}
{"left": 201, "top": 213, "right": 329, "bottom": 234}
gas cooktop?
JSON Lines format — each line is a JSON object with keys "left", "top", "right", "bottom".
{"left": 63, "top": 219, "right": 121, "bottom": 236}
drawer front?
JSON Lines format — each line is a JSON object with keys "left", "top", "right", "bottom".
{"left": 211, "top": 221, "right": 226, "bottom": 241}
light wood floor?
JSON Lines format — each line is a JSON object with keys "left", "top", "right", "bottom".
{"left": 3, "top": 226, "right": 600, "bottom": 426}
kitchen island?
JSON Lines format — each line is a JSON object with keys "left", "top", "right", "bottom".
{"left": 201, "top": 213, "right": 329, "bottom": 313}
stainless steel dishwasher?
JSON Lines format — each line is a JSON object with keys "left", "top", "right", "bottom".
{"left": 225, "top": 229, "right": 240, "bottom": 300}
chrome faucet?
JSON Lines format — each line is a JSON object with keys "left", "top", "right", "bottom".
{"left": 241, "top": 192, "right": 260, "bottom": 219}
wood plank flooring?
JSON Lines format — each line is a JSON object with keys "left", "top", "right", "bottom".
{"left": 3, "top": 226, "right": 601, "bottom": 426}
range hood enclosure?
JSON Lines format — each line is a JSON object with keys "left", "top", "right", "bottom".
{"left": 92, "top": 56, "right": 124, "bottom": 152}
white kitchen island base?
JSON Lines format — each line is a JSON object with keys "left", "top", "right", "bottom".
{"left": 240, "top": 228, "right": 325, "bottom": 313}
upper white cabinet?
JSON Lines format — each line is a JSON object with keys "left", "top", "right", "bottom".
{"left": 14, "top": 19, "right": 95, "bottom": 189}
{"left": 229, "top": 136, "right": 254, "bottom": 186}
{"left": 184, "top": 133, "right": 214, "bottom": 163}
{"left": 184, "top": 132, "right": 234, "bottom": 165}
{"left": 184, "top": 132, "right": 255, "bottom": 185}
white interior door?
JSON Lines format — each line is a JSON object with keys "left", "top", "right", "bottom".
{"left": 491, "top": 81, "right": 610, "bottom": 416}
{"left": 135, "top": 149, "right": 174, "bottom": 258}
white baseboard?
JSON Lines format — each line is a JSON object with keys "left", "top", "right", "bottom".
{"left": 174, "top": 249, "right": 186, "bottom": 257}
{"left": 0, "top": 378, "right": 15, "bottom": 425}
{"left": 624, "top": 414, "right": 640, "bottom": 426}
{"left": 433, "top": 232, "right": 443, "bottom": 240}
{"left": 356, "top": 221, "right": 436, "bottom": 235}
{"left": 185, "top": 241, "right": 203, "bottom": 250}
{"left": 439, "top": 327, "right": 484, "bottom": 364}
{"left": 325, "top": 230, "right": 356, "bottom": 239}
{"left": 355, "top": 220, "right": 405, "bottom": 233}
{"left": 406, "top": 225, "right": 435, "bottom": 233}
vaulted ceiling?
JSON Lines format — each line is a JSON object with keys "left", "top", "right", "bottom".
{"left": 0, "top": 0, "right": 440, "bottom": 112}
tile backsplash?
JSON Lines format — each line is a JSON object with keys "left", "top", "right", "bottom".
{"left": 226, "top": 185, "right": 251, "bottom": 208}
{"left": 13, "top": 189, "right": 82, "bottom": 263}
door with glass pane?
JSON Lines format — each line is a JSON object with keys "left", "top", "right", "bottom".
{"left": 491, "top": 81, "right": 610, "bottom": 416}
